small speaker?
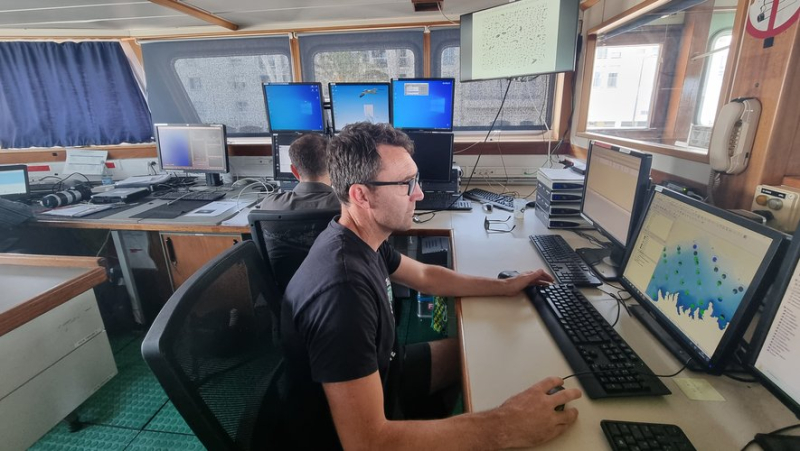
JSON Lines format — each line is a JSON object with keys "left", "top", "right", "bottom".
{"left": 751, "top": 185, "right": 800, "bottom": 232}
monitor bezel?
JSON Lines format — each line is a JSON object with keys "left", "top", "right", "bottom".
{"left": 406, "top": 131, "right": 454, "bottom": 183}
{"left": 0, "top": 164, "right": 31, "bottom": 200}
{"left": 580, "top": 140, "right": 653, "bottom": 250}
{"left": 271, "top": 132, "right": 306, "bottom": 182}
{"left": 329, "top": 82, "right": 392, "bottom": 133}
{"left": 154, "top": 123, "right": 229, "bottom": 174}
{"left": 618, "top": 186, "right": 786, "bottom": 373}
{"left": 747, "top": 221, "right": 800, "bottom": 417}
{"left": 391, "top": 78, "right": 456, "bottom": 132}
{"left": 262, "top": 82, "right": 325, "bottom": 133}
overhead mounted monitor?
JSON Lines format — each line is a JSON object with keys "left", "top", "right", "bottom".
{"left": 329, "top": 82, "right": 391, "bottom": 132}
{"left": 619, "top": 187, "right": 785, "bottom": 373}
{"left": 263, "top": 82, "right": 325, "bottom": 133}
{"left": 155, "top": 123, "right": 229, "bottom": 186}
{"left": 460, "top": 0, "right": 580, "bottom": 81}
{"left": 391, "top": 78, "right": 455, "bottom": 131}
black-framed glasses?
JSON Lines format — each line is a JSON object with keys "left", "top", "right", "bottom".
{"left": 362, "top": 172, "right": 420, "bottom": 196}
{"left": 484, "top": 215, "right": 516, "bottom": 233}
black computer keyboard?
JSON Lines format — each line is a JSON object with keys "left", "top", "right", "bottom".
{"left": 156, "top": 190, "right": 226, "bottom": 201}
{"left": 462, "top": 188, "right": 514, "bottom": 211}
{"left": 416, "top": 192, "right": 472, "bottom": 211}
{"left": 601, "top": 420, "right": 696, "bottom": 451}
{"left": 530, "top": 234, "right": 603, "bottom": 287}
{"left": 526, "top": 284, "right": 671, "bottom": 399}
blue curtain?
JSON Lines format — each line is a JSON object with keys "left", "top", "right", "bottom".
{"left": 0, "top": 41, "right": 152, "bottom": 149}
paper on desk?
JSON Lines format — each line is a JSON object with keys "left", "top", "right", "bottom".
{"left": 184, "top": 201, "right": 240, "bottom": 217}
{"left": 220, "top": 206, "right": 256, "bottom": 226}
{"left": 674, "top": 378, "right": 726, "bottom": 401}
{"left": 64, "top": 149, "right": 108, "bottom": 175}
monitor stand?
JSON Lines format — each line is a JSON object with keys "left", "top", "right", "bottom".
{"left": 205, "top": 173, "right": 222, "bottom": 187}
{"left": 629, "top": 305, "right": 706, "bottom": 372}
{"left": 575, "top": 246, "right": 623, "bottom": 281}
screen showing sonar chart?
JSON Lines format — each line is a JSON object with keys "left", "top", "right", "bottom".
{"left": 622, "top": 189, "right": 781, "bottom": 364}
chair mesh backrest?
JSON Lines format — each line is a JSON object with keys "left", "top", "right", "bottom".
{"left": 142, "top": 241, "right": 284, "bottom": 451}
{"left": 248, "top": 209, "right": 338, "bottom": 293}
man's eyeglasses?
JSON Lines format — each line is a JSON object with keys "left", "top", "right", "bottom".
{"left": 484, "top": 216, "right": 516, "bottom": 233}
{"left": 362, "top": 172, "right": 420, "bottom": 196}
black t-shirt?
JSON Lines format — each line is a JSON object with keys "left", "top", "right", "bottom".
{"left": 277, "top": 218, "right": 401, "bottom": 448}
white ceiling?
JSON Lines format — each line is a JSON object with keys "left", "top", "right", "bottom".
{"left": 0, "top": 0, "right": 506, "bottom": 36}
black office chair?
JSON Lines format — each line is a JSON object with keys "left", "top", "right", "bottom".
{"left": 248, "top": 208, "right": 339, "bottom": 293}
{"left": 141, "top": 241, "right": 285, "bottom": 451}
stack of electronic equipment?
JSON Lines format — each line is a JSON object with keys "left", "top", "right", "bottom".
{"left": 534, "top": 168, "right": 591, "bottom": 229}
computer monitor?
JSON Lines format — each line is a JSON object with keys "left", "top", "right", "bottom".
{"left": 271, "top": 132, "right": 305, "bottom": 182}
{"left": 406, "top": 132, "right": 454, "bottom": 183}
{"left": 576, "top": 141, "right": 652, "bottom": 280}
{"left": 262, "top": 82, "right": 325, "bottom": 133}
{"left": 619, "top": 187, "right": 786, "bottom": 373}
{"left": 459, "top": 0, "right": 580, "bottom": 82}
{"left": 391, "top": 78, "right": 455, "bottom": 131}
{"left": 0, "top": 165, "right": 30, "bottom": 201}
{"left": 748, "top": 221, "right": 800, "bottom": 418}
{"left": 329, "top": 82, "right": 391, "bottom": 133}
{"left": 155, "top": 123, "right": 229, "bottom": 186}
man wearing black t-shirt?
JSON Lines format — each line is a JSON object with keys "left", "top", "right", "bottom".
{"left": 280, "top": 122, "right": 581, "bottom": 449}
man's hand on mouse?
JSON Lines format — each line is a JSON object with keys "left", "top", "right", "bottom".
{"left": 500, "top": 269, "right": 554, "bottom": 296}
{"left": 493, "top": 376, "right": 581, "bottom": 448}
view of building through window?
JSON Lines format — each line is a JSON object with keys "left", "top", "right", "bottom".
{"left": 697, "top": 32, "right": 731, "bottom": 127}
{"left": 174, "top": 54, "right": 292, "bottom": 134}
{"left": 312, "top": 49, "right": 415, "bottom": 97}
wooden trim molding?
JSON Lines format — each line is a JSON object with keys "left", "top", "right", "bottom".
{"left": 587, "top": 0, "right": 672, "bottom": 36}
{"left": 576, "top": 132, "right": 709, "bottom": 163}
{"left": 148, "top": 0, "right": 239, "bottom": 31}
{"left": 0, "top": 254, "right": 105, "bottom": 268}
{"left": 0, "top": 145, "right": 157, "bottom": 164}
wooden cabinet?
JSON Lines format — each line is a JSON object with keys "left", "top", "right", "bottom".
{"left": 160, "top": 232, "right": 242, "bottom": 290}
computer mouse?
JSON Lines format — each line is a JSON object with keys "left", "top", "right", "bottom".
{"left": 412, "top": 215, "right": 422, "bottom": 223}
{"left": 497, "top": 270, "right": 520, "bottom": 279}
{"left": 547, "top": 385, "right": 565, "bottom": 411}
{"left": 482, "top": 203, "right": 493, "bottom": 213}
{"left": 526, "top": 201, "right": 537, "bottom": 209}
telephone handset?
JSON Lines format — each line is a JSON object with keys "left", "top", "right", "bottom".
{"left": 709, "top": 98, "right": 761, "bottom": 174}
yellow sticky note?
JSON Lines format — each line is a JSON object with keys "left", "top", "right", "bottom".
{"left": 674, "top": 378, "right": 726, "bottom": 401}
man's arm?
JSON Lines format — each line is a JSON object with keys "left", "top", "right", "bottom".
{"left": 390, "top": 254, "right": 554, "bottom": 297}
{"left": 324, "top": 372, "right": 580, "bottom": 451}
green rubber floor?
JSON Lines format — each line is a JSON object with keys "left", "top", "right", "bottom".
{"left": 29, "top": 331, "right": 200, "bottom": 451}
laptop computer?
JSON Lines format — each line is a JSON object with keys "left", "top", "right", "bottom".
{"left": 0, "top": 165, "right": 31, "bottom": 202}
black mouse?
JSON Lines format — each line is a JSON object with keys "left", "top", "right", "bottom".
{"left": 482, "top": 203, "right": 493, "bottom": 213}
{"left": 547, "top": 385, "right": 565, "bottom": 411}
{"left": 526, "top": 201, "right": 537, "bottom": 208}
{"left": 497, "top": 270, "right": 520, "bottom": 279}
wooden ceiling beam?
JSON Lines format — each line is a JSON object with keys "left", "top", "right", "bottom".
{"left": 149, "top": 0, "right": 239, "bottom": 31}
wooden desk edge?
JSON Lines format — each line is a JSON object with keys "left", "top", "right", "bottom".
{"left": 0, "top": 264, "right": 108, "bottom": 336}
{"left": 0, "top": 253, "right": 105, "bottom": 268}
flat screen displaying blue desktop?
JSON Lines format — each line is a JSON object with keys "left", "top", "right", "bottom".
{"left": 329, "top": 82, "right": 391, "bottom": 132}
{"left": 154, "top": 123, "right": 229, "bottom": 186}
{"left": 263, "top": 82, "right": 325, "bottom": 132}
{"left": 0, "top": 165, "right": 30, "bottom": 201}
{"left": 619, "top": 187, "right": 785, "bottom": 373}
{"left": 391, "top": 78, "right": 455, "bottom": 131}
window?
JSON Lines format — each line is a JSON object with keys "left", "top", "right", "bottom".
{"left": 579, "top": 0, "right": 735, "bottom": 154}
{"left": 141, "top": 36, "right": 292, "bottom": 136}
{"left": 299, "top": 30, "right": 423, "bottom": 97}
{"left": 431, "top": 28, "right": 555, "bottom": 132}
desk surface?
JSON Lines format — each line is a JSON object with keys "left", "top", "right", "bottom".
{"left": 29, "top": 187, "right": 799, "bottom": 448}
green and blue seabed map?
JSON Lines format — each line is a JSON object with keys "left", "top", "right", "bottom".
{"left": 646, "top": 240, "right": 745, "bottom": 339}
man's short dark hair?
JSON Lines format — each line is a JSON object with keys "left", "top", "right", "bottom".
{"left": 289, "top": 133, "right": 329, "bottom": 179}
{"left": 328, "top": 122, "right": 414, "bottom": 204}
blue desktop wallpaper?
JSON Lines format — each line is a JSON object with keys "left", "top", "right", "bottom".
{"left": 264, "top": 84, "right": 324, "bottom": 132}
{"left": 158, "top": 129, "right": 192, "bottom": 168}
{"left": 330, "top": 84, "right": 390, "bottom": 131}
{"left": 392, "top": 80, "right": 454, "bottom": 130}
{"left": 646, "top": 239, "right": 746, "bottom": 331}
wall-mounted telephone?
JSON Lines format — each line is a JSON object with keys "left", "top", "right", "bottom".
{"left": 708, "top": 98, "right": 761, "bottom": 175}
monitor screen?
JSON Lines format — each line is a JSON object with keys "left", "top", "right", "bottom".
{"left": 329, "top": 82, "right": 391, "bottom": 132}
{"left": 620, "top": 187, "right": 785, "bottom": 371}
{"left": 581, "top": 141, "right": 652, "bottom": 248}
{"left": 155, "top": 124, "right": 229, "bottom": 174}
{"left": 749, "top": 222, "right": 800, "bottom": 417}
{"left": 271, "top": 132, "right": 304, "bottom": 181}
{"left": 0, "top": 165, "right": 30, "bottom": 199}
{"left": 406, "top": 132, "right": 454, "bottom": 183}
{"left": 263, "top": 82, "right": 325, "bottom": 132}
{"left": 459, "top": 0, "right": 580, "bottom": 82}
{"left": 391, "top": 79, "right": 455, "bottom": 131}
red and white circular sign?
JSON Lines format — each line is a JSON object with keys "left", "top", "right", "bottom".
{"left": 747, "top": 0, "right": 800, "bottom": 38}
